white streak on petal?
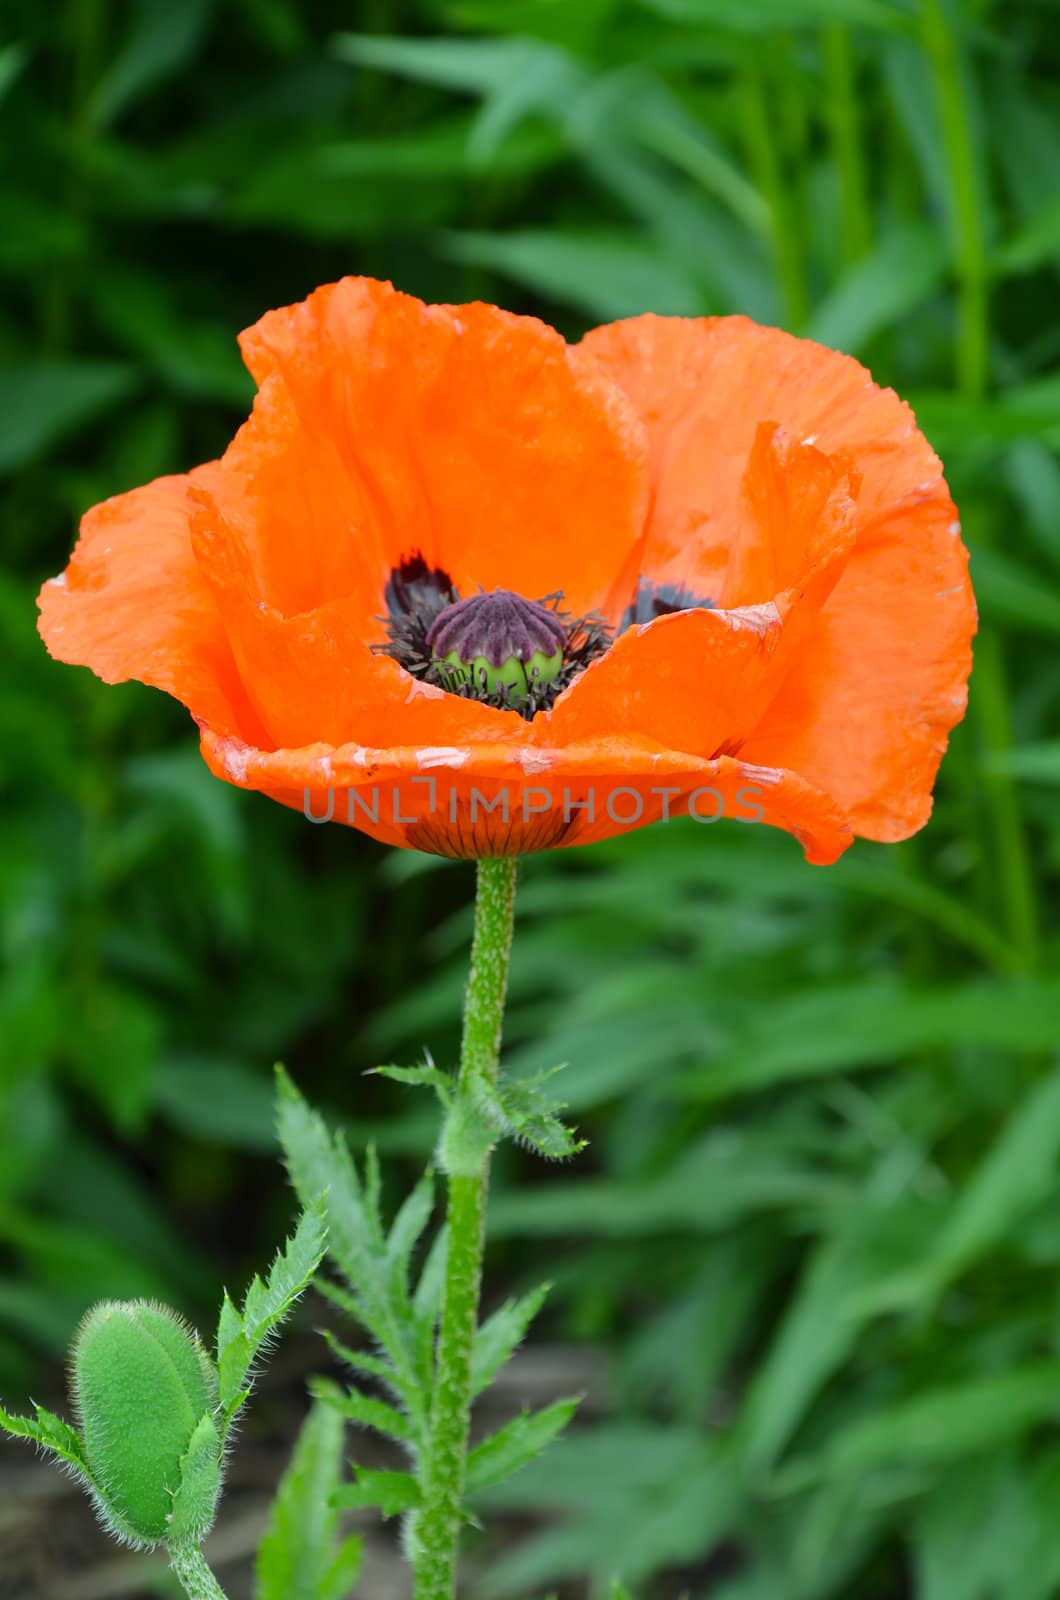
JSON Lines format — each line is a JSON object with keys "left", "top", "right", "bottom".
{"left": 417, "top": 746, "right": 470, "bottom": 770}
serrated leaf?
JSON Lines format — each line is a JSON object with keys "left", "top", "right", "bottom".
{"left": 414, "top": 1226, "right": 449, "bottom": 1324}
{"left": 371, "top": 1061, "right": 453, "bottom": 1102}
{"left": 217, "top": 1330, "right": 251, "bottom": 1416}
{"left": 276, "top": 1067, "right": 374, "bottom": 1289}
{"left": 241, "top": 1204, "right": 328, "bottom": 1361}
{"left": 0, "top": 1402, "right": 93, "bottom": 1481}
{"left": 387, "top": 1169, "right": 436, "bottom": 1306}
{"left": 215, "top": 1292, "right": 242, "bottom": 1370}
{"left": 276, "top": 1071, "right": 426, "bottom": 1416}
{"left": 473, "top": 1072, "right": 585, "bottom": 1162}
{"left": 217, "top": 1203, "right": 327, "bottom": 1425}
{"left": 472, "top": 1283, "right": 550, "bottom": 1398}
{"left": 322, "top": 1330, "right": 397, "bottom": 1390}
{"left": 311, "top": 1375, "right": 414, "bottom": 1444}
{"left": 333, "top": 1468, "right": 422, "bottom": 1517}
{"left": 466, "top": 1397, "right": 579, "bottom": 1495}
{"left": 255, "top": 1399, "right": 363, "bottom": 1600}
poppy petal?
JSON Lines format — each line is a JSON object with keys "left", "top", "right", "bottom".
{"left": 581, "top": 314, "right": 941, "bottom": 598}
{"left": 239, "top": 277, "right": 650, "bottom": 618}
{"left": 189, "top": 481, "right": 528, "bottom": 753}
{"left": 36, "top": 469, "right": 263, "bottom": 742}
{"left": 580, "top": 314, "right": 975, "bottom": 837}
{"left": 740, "top": 489, "right": 974, "bottom": 838}
{"left": 544, "top": 424, "right": 859, "bottom": 759}
{"left": 199, "top": 728, "right": 853, "bottom": 865}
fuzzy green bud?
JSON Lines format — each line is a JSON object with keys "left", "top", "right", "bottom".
{"left": 71, "top": 1300, "right": 220, "bottom": 1546}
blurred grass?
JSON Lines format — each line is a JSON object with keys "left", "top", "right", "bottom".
{"left": 1, "top": 1, "right": 1059, "bottom": 1596}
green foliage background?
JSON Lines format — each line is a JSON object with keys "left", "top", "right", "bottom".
{"left": 2, "top": 0, "right": 1060, "bottom": 1594}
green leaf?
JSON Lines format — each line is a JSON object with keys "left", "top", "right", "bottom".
{"left": 275, "top": 1067, "right": 380, "bottom": 1293}
{"left": 997, "top": 195, "right": 1060, "bottom": 275}
{"left": 442, "top": 229, "right": 705, "bottom": 321}
{"left": 466, "top": 1397, "right": 579, "bottom": 1494}
{"left": 255, "top": 1399, "right": 363, "bottom": 1600}
{"left": 986, "top": 741, "right": 1060, "bottom": 784}
{"left": 217, "top": 1204, "right": 327, "bottom": 1423}
{"left": 640, "top": 0, "right": 911, "bottom": 28}
{"left": 310, "top": 1375, "right": 414, "bottom": 1444}
{"left": 370, "top": 1062, "right": 453, "bottom": 1102}
{"left": 156, "top": 1056, "right": 277, "bottom": 1151}
{"left": 333, "top": 1468, "right": 421, "bottom": 1518}
{"left": 0, "top": 43, "right": 28, "bottom": 105}
{"left": 472, "top": 1283, "right": 550, "bottom": 1398}
{"left": 0, "top": 362, "right": 139, "bottom": 474}
{"left": 387, "top": 1169, "right": 436, "bottom": 1307}
{"left": 738, "top": 1235, "right": 870, "bottom": 1473}
{"left": 807, "top": 223, "right": 949, "bottom": 354}
{"left": 671, "top": 979, "right": 1060, "bottom": 1101}
{"left": 471, "top": 1070, "right": 585, "bottom": 1162}
{"left": 88, "top": 0, "right": 213, "bottom": 128}
{"left": 168, "top": 1411, "right": 222, "bottom": 1545}
{"left": 854, "top": 1067, "right": 1060, "bottom": 1314}
{"left": 241, "top": 1205, "right": 328, "bottom": 1358}
{"left": 825, "top": 1365, "right": 1060, "bottom": 1472}
{"left": 332, "top": 32, "right": 563, "bottom": 96}
{"left": 0, "top": 1402, "right": 92, "bottom": 1481}
{"left": 970, "top": 544, "right": 1060, "bottom": 636}
{"left": 276, "top": 1071, "right": 429, "bottom": 1430}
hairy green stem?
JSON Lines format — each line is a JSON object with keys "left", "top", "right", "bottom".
{"left": 169, "top": 1543, "right": 228, "bottom": 1600}
{"left": 414, "top": 856, "right": 518, "bottom": 1600}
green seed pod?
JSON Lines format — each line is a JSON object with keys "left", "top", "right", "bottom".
{"left": 71, "top": 1300, "right": 219, "bottom": 1546}
{"left": 426, "top": 589, "right": 567, "bottom": 707}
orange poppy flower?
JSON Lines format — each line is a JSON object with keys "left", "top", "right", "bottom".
{"left": 38, "top": 278, "right": 975, "bottom": 862}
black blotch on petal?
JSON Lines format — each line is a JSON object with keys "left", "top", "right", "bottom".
{"left": 620, "top": 578, "right": 714, "bottom": 632}
{"left": 385, "top": 551, "right": 457, "bottom": 619}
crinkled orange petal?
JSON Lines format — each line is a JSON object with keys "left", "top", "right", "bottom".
{"left": 189, "top": 468, "right": 527, "bottom": 752}
{"left": 545, "top": 604, "right": 786, "bottom": 758}
{"left": 199, "top": 728, "right": 853, "bottom": 864}
{"left": 200, "top": 375, "right": 388, "bottom": 622}
{"left": 581, "top": 314, "right": 976, "bottom": 838}
{"left": 36, "top": 469, "right": 265, "bottom": 743}
{"left": 544, "top": 423, "right": 859, "bottom": 759}
{"left": 740, "top": 489, "right": 974, "bottom": 838}
{"left": 239, "top": 277, "right": 650, "bottom": 618}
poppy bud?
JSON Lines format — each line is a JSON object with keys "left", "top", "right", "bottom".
{"left": 427, "top": 589, "right": 565, "bottom": 706}
{"left": 71, "top": 1300, "right": 220, "bottom": 1547}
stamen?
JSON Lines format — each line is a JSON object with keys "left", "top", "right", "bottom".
{"left": 376, "top": 556, "right": 612, "bottom": 719}
{"left": 620, "top": 577, "right": 714, "bottom": 631}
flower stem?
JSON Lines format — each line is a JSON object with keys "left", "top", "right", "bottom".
{"left": 414, "top": 856, "right": 518, "bottom": 1600}
{"left": 168, "top": 1544, "right": 228, "bottom": 1600}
